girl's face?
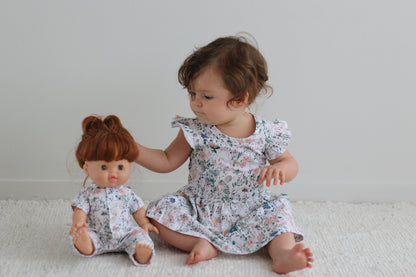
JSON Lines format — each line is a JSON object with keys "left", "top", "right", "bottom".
{"left": 83, "top": 159, "right": 131, "bottom": 188}
{"left": 189, "top": 66, "right": 246, "bottom": 127}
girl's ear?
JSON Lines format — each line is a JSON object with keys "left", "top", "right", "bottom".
{"left": 233, "top": 93, "right": 249, "bottom": 108}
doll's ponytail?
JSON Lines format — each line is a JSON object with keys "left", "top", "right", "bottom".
{"left": 81, "top": 116, "right": 104, "bottom": 140}
{"left": 103, "top": 115, "right": 123, "bottom": 134}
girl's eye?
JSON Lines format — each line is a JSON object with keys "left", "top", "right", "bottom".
{"left": 118, "top": 165, "right": 124, "bottom": 170}
{"left": 101, "top": 165, "right": 107, "bottom": 170}
{"left": 188, "top": 91, "right": 196, "bottom": 98}
{"left": 204, "top": 95, "right": 213, "bottom": 100}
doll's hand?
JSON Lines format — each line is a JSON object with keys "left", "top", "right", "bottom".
{"left": 142, "top": 222, "right": 159, "bottom": 235}
{"left": 258, "top": 165, "right": 285, "bottom": 187}
{"left": 69, "top": 222, "right": 88, "bottom": 235}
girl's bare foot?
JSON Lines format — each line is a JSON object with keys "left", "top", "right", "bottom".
{"left": 134, "top": 243, "right": 153, "bottom": 264}
{"left": 73, "top": 228, "right": 94, "bottom": 256}
{"left": 272, "top": 243, "right": 313, "bottom": 274}
{"left": 186, "top": 238, "right": 218, "bottom": 265}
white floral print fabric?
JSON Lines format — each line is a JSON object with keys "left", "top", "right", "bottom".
{"left": 70, "top": 183, "right": 154, "bottom": 266}
{"left": 147, "top": 115, "right": 303, "bottom": 254}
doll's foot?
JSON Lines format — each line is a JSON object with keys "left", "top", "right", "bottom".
{"left": 186, "top": 238, "right": 218, "bottom": 265}
{"left": 272, "top": 243, "right": 314, "bottom": 274}
{"left": 73, "top": 227, "right": 94, "bottom": 256}
{"left": 134, "top": 243, "right": 153, "bottom": 264}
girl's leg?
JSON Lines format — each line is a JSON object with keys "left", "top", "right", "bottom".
{"left": 267, "top": 232, "right": 313, "bottom": 274}
{"left": 151, "top": 219, "right": 218, "bottom": 264}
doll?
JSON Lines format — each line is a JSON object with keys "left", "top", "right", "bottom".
{"left": 69, "top": 115, "right": 158, "bottom": 266}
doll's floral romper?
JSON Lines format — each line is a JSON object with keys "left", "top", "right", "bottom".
{"left": 70, "top": 184, "right": 154, "bottom": 266}
{"left": 147, "top": 115, "right": 303, "bottom": 254}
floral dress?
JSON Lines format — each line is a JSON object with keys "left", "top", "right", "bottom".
{"left": 147, "top": 115, "right": 303, "bottom": 254}
{"left": 70, "top": 183, "right": 154, "bottom": 266}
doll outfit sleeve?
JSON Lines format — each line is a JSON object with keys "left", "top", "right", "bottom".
{"left": 126, "top": 186, "right": 144, "bottom": 214}
{"left": 263, "top": 119, "right": 292, "bottom": 161}
{"left": 71, "top": 186, "right": 90, "bottom": 214}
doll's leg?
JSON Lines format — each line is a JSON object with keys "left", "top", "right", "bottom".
{"left": 134, "top": 243, "right": 153, "bottom": 264}
{"left": 151, "top": 219, "right": 218, "bottom": 265}
{"left": 73, "top": 227, "right": 95, "bottom": 256}
{"left": 267, "top": 232, "right": 313, "bottom": 274}
{"left": 123, "top": 228, "right": 155, "bottom": 266}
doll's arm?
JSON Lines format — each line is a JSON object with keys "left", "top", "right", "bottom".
{"left": 133, "top": 207, "right": 159, "bottom": 234}
{"left": 69, "top": 207, "right": 88, "bottom": 235}
{"left": 258, "top": 150, "right": 299, "bottom": 186}
{"left": 135, "top": 129, "right": 192, "bottom": 173}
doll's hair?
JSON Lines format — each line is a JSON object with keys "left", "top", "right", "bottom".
{"left": 75, "top": 115, "right": 139, "bottom": 168}
{"left": 178, "top": 34, "right": 272, "bottom": 105}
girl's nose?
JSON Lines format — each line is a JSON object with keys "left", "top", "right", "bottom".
{"left": 192, "top": 98, "right": 202, "bottom": 107}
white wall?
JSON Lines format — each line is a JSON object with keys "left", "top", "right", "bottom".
{"left": 1, "top": 0, "right": 415, "bottom": 202}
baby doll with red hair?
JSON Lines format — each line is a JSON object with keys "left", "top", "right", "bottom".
{"left": 69, "top": 115, "right": 158, "bottom": 265}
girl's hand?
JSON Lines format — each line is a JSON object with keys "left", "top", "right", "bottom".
{"left": 69, "top": 222, "right": 88, "bottom": 235}
{"left": 258, "top": 165, "right": 286, "bottom": 187}
{"left": 142, "top": 222, "right": 159, "bottom": 235}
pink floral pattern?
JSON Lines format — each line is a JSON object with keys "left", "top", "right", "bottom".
{"left": 147, "top": 115, "right": 303, "bottom": 254}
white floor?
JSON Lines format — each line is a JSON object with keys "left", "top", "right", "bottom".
{"left": 1, "top": 200, "right": 415, "bottom": 277}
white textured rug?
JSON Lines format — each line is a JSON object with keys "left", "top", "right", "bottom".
{"left": 1, "top": 200, "right": 415, "bottom": 277}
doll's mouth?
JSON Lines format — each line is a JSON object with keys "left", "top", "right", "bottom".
{"left": 109, "top": 177, "right": 117, "bottom": 183}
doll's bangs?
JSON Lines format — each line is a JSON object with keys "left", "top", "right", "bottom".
{"left": 86, "top": 134, "right": 138, "bottom": 163}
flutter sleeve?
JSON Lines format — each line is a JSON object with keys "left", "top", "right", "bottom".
{"left": 264, "top": 119, "right": 292, "bottom": 160}
{"left": 171, "top": 116, "right": 201, "bottom": 149}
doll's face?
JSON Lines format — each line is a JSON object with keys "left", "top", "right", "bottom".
{"left": 83, "top": 160, "right": 131, "bottom": 188}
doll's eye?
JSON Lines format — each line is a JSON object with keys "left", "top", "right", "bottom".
{"left": 101, "top": 165, "right": 107, "bottom": 170}
{"left": 118, "top": 165, "right": 124, "bottom": 170}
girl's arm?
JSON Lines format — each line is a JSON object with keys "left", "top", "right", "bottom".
{"left": 136, "top": 129, "right": 192, "bottom": 173}
{"left": 258, "top": 150, "right": 299, "bottom": 187}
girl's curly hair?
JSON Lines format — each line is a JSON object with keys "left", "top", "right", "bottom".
{"left": 178, "top": 35, "right": 272, "bottom": 105}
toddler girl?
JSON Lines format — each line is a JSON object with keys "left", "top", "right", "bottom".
{"left": 136, "top": 36, "right": 313, "bottom": 274}
{"left": 69, "top": 115, "right": 158, "bottom": 266}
